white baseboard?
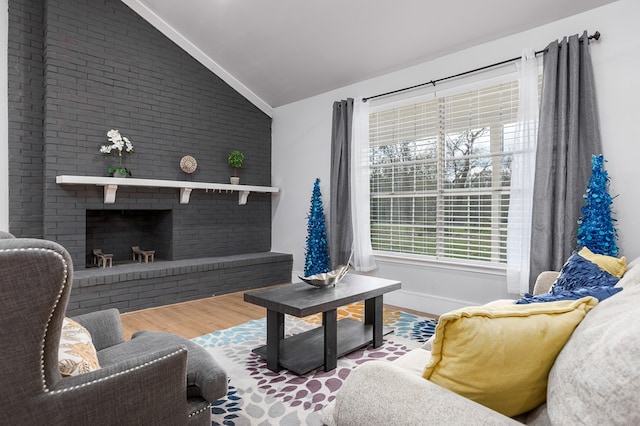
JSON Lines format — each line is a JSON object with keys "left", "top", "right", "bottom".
{"left": 384, "top": 289, "right": 475, "bottom": 317}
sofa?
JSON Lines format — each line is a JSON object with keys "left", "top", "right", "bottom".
{"left": 0, "top": 232, "right": 227, "bottom": 425}
{"left": 321, "top": 255, "right": 640, "bottom": 425}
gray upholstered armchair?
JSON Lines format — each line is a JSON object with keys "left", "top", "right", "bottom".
{"left": 0, "top": 233, "right": 226, "bottom": 425}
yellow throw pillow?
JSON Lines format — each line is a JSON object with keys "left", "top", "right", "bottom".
{"left": 422, "top": 297, "right": 598, "bottom": 417}
{"left": 59, "top": 317, "right": 101, "bottom": 376}
{"left": 578, "top": 246, "right": 627, "bottom": 278}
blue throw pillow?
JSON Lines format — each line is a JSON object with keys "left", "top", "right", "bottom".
{"left": 516, "top": 286, "right": 622, "bottom": 304}
{"left": 552, "top": 253, "right": 620, "bottom": 291}
{"left": 516, "top": 252, "right": 622, "bottom": 304}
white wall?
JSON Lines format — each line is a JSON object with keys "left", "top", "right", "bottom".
{"left": 271, "top": 0, "right": 640, "bottom": 315}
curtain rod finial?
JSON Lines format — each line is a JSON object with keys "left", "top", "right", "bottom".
{"left": 591, "top": 31, "right": 601, "bottom": 41}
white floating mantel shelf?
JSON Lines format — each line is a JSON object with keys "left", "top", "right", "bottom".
{"left": 55, "top": 175, "right": 279, "bottom": 205}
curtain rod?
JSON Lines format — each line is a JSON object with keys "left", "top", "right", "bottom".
{"left": 362, "top": 31, "right": 600, "bottom": 103}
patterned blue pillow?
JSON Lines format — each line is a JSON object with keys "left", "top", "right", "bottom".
{"left": 516, "top": 286, "right": 622, "bottom": 304}
{"left": 553, "top": 253, "right": 620, "bottom": 290}
{"left": 516, "top": 252, "right": 622, "bottom": 304}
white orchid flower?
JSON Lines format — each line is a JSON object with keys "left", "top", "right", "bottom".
{"left": 101, "top": 129, "right": 134, "bottom": 155}
{"left": 123, "top": 137, "right": 134, "bottom": 152}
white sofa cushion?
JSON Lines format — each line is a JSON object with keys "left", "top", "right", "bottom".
{"left": 615, "top": 256, "right": 640, "bottom": 288}
{"left": 392, "top": 347, "right": 432, "bottom": 376}
{"left": 321, "top": 361, "right": 520, "bottom": 426}
{"left": 547, "top": 283, "right": 640, "bottom": 424}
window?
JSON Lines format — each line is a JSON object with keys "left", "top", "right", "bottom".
{"left": 369, "top": 80, "right": 523, "bottom": 265}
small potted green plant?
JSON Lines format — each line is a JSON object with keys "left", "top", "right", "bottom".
{"left": 228, "top": 150, "right": 244, "bottom": 184}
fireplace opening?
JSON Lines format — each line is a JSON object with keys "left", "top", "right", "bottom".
{"left": 86, "top": 210, "right": 172, "bottom": 267}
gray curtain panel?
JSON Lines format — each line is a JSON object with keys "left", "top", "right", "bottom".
{"left": 329, "top": 98, "right": 354, "bottom": 269}
{"left": 529, "top": 31, "right": 602, "bottom": 289}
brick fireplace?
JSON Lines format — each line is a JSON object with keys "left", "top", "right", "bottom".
{"left": 7, "top": 0, "right": 293, "bottom": 315}
{"left": 50, "top": 182, "right": 292, "bottom": 316}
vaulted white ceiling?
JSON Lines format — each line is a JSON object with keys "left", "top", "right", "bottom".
{"left": 123, "top": 0, "right": 617, "bottom": 114}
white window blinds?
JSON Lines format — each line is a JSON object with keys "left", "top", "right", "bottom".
{"left": 369, "top": 81, "right": 521, "bottom": 264}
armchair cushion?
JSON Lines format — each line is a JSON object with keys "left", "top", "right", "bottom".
{"left": 59, "top": 317, "right": 101, "bottom": 376}
{"left": 71, "top": 308, "right": 125, "bottom": 351}
{"left": 422, "top": 297, "right": 598, "bottom": 417}
{"left": 100, "top": 330, "right": 227, "bottom": 402}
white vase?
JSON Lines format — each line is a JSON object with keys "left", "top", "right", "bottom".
{"left": 230, "top": 176, "right": 240, "bottom": 185}
{"left": 111, "top": 168, "right": 129, "bottom": 178}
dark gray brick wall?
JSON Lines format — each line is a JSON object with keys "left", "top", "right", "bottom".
{"left": 7, "top": 0, "right": 45, "bottom": 238}
{"left": 9, "top": 0, "right": 275, "bottom": 266}
{"left": 7, "top": 0, "right": 291, "bottom": 310}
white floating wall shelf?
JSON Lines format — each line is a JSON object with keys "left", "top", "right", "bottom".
{"left": 55, "top": 175, "right": 279, "bottom": 205}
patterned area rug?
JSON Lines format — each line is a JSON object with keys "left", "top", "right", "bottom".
{"left": 192, "top": 304, "right": 437, "bottom": 426}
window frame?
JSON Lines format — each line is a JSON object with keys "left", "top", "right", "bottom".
{"left": 367, "top": 70, "right": 527, "bottom": 269}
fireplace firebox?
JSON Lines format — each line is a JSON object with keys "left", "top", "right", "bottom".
{"left": 86, "top": 210, "right": 172, "bottom": 267}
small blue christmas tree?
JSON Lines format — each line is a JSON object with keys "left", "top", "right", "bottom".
{"left": 304, "top": 178, "right": 331, "bottom": 277}
{"left": 577, "top": 154, "right": 618, "bottom": 256}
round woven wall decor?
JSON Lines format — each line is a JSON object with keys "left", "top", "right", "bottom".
{"left": 180, "top": 155, "right": 198, "bottom": 174}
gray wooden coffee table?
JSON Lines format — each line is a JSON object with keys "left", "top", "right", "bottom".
{"left": 243, "top": 274, "right": 401, "bottom": 374}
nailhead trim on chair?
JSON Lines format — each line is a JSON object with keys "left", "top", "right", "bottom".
{"left": 0, "top": 247, "right": 68, "bottom": 393}
{"left": 188, "top": 403, "right": 212, "bottom": 419}
{"left": 48, "top": 347, "right": 188, "bottom": 395}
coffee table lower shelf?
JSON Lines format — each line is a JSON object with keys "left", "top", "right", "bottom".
{"left": 252, "top": 318, "right": 392, "bottom": 375}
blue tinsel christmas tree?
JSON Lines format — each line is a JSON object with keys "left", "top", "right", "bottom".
{"left": 304, "top": 178, "right": 331, "bottom": 277}
{"left": 576, "top": 154, "right": 618, "bottom": 256}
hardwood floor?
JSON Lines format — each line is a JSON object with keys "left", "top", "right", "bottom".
{"left": 120, "top": 291, "right": 266, "bottom": 339}
{"left": 120, "top": 289, "right": 434, "bottom": 340}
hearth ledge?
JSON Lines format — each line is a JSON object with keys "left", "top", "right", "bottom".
{"left": 56, "top": 175, "right": 279, "bottom": 205}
